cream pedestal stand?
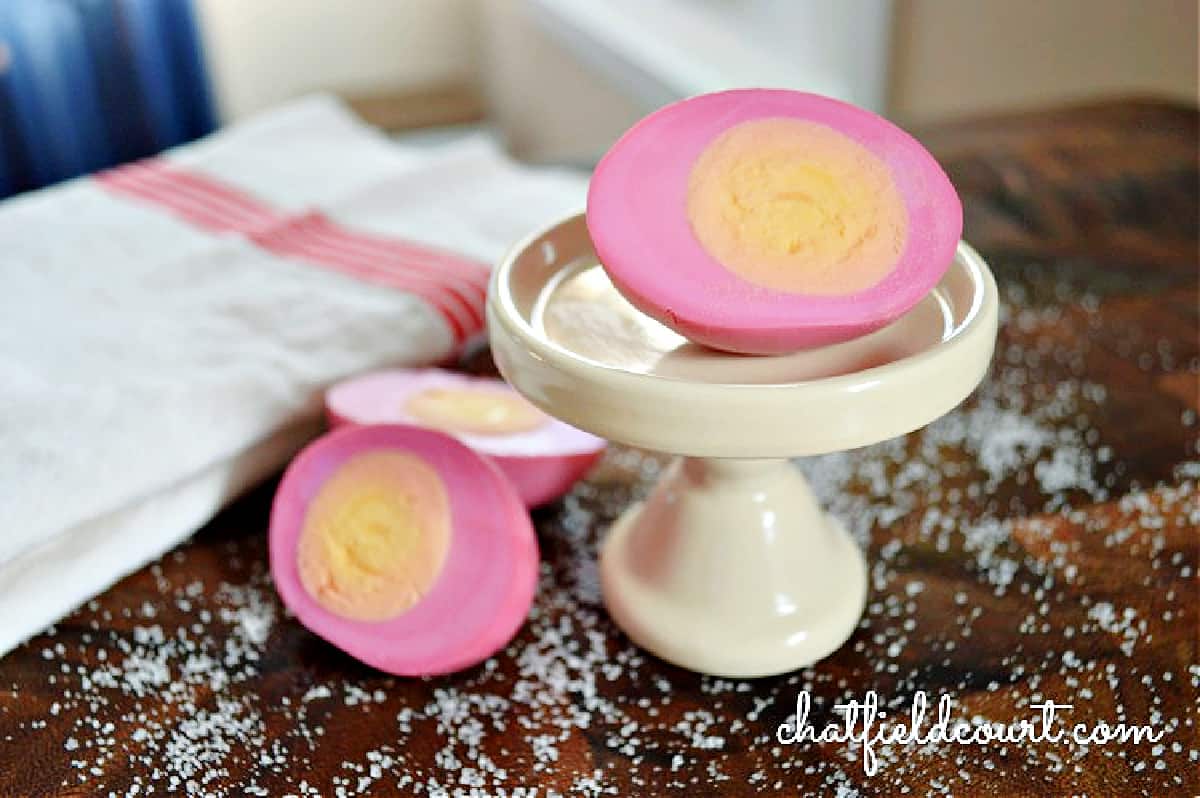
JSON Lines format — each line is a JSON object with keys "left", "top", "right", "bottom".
{"left": 488, "top": 214, "right": 999, "bottom": 678}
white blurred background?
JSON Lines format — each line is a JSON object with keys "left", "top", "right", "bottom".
{"left": 195, "top": 0, "right": 1199, "bottom": 162}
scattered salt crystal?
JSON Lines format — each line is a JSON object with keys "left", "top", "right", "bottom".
{"left": 6, "top": 280, "right": 1192, "bottom": 795}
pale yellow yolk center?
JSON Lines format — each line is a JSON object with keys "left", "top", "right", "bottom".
{"left": 686, "top": 118, "right": 908, "bottom": 296}
{"left": 297, "top": 451, "right": 451, "bottom": 621}
{"left": 405, "top": 387, "right": 546, "bottom": 436}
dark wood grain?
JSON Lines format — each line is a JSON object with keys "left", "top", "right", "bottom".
{"left": 1, "top": 100, "right": 1196, "bottom": 798}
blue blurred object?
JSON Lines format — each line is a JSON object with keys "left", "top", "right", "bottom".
{"left": 0, "top": 0, "right": 216, "bottom": 198}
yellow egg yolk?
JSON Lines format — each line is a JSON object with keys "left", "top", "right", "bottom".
{"left": 405, "top": 387, "right": 547, "bottom": 436}
{"left": 686, "top": 118, "right": 908, "bottom": 295}
{"left": 297, "top": 451, "right": 451, "bottom": 621}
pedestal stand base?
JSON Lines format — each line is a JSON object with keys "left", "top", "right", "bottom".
{"left": 490, "top": 215, "right": 998, "bottom": 676}
{"left": 599, "top": 457, "right": 867, "bottom": 678}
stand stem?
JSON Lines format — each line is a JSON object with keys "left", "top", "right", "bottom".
{"left": 600, "top": 456, "right": 867, "bottom": 677}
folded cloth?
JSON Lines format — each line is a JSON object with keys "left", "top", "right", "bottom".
{"left": 0, "top": 95, "right": 586, "bottom": 656}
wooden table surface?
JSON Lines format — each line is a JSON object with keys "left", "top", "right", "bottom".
{"left": 1, "top": 101, "right": 1196, "bottom": 798}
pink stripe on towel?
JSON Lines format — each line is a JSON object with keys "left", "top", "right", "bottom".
{"left": 95, "top": 158, "right": 490, "bottom": 344}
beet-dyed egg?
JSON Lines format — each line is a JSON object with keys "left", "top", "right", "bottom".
{"left": 586, "top": 89, "right": 963, "bottom": 354}
{"left": 269, "top": 424, "right": 538, "bottom": 676}
{"left": 326, "top": 369, "right": 605, "bottom": 507}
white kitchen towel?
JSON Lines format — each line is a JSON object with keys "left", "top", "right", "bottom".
{"left": 0, "top": 95, "right": 587, "bottom": 656}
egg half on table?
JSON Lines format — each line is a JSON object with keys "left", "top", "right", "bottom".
{"left": 269, "top": 424, "right": 539, "bottom": 676}
{"left": 326, "top": 368, "right": 606, "bottom": 508}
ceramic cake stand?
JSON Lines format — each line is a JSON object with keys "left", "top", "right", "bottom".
{"left": 488, "top": 213, "right": 999, "bottom": 678}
